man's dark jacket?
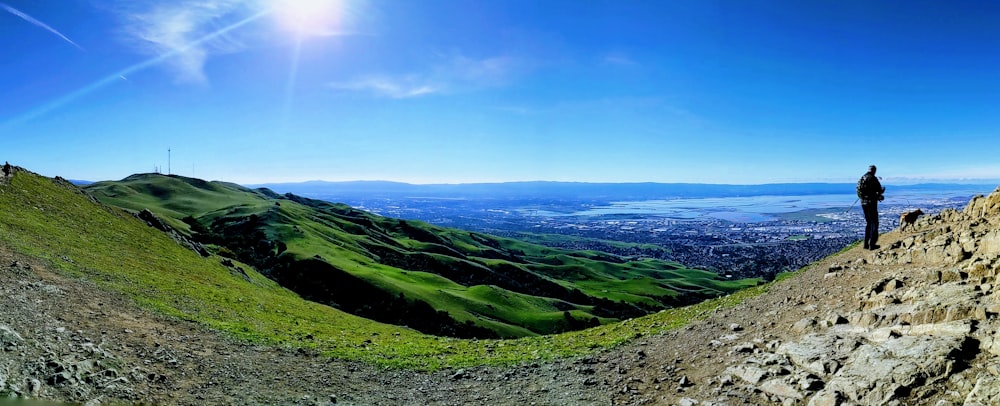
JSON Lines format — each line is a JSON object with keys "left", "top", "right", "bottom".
{"left": 857, "top": 173, "right": 883, "bottom": 205}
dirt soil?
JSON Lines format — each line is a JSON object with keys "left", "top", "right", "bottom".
{"left": 601, "top": 241, "right": 885, "bottom": 405}
{"left": 0, "top": 228, "right": 903, "bottom": 406}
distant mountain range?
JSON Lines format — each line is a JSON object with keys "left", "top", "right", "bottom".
{"left": 244, "top": 180, "right": 999, "bottom": 202}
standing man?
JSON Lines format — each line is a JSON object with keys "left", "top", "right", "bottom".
{"left": 857, "top": 165, "right": 885, "bottom": 250}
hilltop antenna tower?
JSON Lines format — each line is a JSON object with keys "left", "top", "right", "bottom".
{"left": 168, "top": 148, "right": 171, "bottom": 175}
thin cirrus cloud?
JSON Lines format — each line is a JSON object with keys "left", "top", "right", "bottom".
{"left": 1, "top": 2, "right": 85, "bottom": 50}
{"left": 113, "top": 0, "right": 365, "bottom": 85}
{"left": 601, "top": 53, "right": 639, "bottom": 67}
{"left": 329, "top": 54, "right": 526, "bottom": 99}
{"left": 1, "top": 3, "right": 265, "bottom": 131}
{"left": 327, "top": 76, "right": 440, "bottom": 99}
{"left": 117, "top": 0, "right": 253, "bottom": 84}
{"left": 445, "top": 54, "right": 521, "bottom": 84}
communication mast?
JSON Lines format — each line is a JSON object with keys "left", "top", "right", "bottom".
{"left": 168, "top": 148, "right": 172, "bottom": 175}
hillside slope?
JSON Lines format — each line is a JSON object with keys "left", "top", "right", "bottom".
{"left": 7, "top": 165, "right": 1000, "bottom": 405}
{"left": 84, "top": 173, "right": 757, "bottom": 338}
{"left": 0, "top": 166, "right": 760, "bottom": 404}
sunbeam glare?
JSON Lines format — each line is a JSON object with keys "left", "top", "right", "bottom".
{"left": 269, "top": 0, "right": 343, "bottom": 37}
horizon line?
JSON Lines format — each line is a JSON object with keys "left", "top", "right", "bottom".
{"left": 68, "top": 171, "right": 1000, "bottom": 187}
{"left": 245, "top": 178, "right": 1000, "bottom": 187}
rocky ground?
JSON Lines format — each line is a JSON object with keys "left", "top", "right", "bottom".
{"left": 601, "top": 187, "right": 1000, "bottom": 405}
{"left": 3, "top": 186, "right": 1000, "bottom": 405}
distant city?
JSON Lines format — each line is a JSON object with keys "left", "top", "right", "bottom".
{"left": 254, "top": 181, "right": 998, "bottom": 280}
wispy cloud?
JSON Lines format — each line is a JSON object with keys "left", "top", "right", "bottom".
{"left": 601, "top": 53, "right": 638, "bottom": 67}
{"left": 494, "top": 105, "right": 537, "bottom": 115}
{"left": 1, "top": 2, "right": 84, "bottom": 50}
{"left": 113, "top": 0, "right": 367, "bottom": 85}
{"left": 116, "top": 0, "right": 252, "bottom": 84}
{"left": 2, "top": 4, "right": 265, "bottom": 131}
{"left": 329, "top": 54, "right": 528, "bottom": 99}
{"left": 328, "top": 76, "right": 440, "bottom": 99}
{"left": 444, "top": 54, "right": 522, "bottom": 85}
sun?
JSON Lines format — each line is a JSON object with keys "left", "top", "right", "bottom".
{"left": 268, "top": 0, "right": 343, "bottom": 37}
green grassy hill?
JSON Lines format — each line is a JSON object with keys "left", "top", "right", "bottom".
{"left": 84, "top": 173, "right": 759, "bottom": 338}
{"left": 0, "top": 167, "right": 771, "bottom": 370}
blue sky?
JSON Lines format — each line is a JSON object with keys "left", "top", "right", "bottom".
{"left": 3, "top": 0, "right": 1000, "bottom": 185}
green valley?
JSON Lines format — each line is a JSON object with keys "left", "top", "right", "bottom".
{"left": 83, "top": 173, "right": 759, "bottom": 338}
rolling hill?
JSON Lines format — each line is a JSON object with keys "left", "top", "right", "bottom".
{"left": 7, "top": 165, "right": 1000, "bottom": 404}
{"left": 83, "top": 173, "right": 759, "bottom": 338}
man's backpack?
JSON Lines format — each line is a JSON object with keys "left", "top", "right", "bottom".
{"left": 857, "top": 174, "right": 870, "bottom": 199}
